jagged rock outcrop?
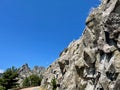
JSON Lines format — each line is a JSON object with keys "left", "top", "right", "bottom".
{"left": 0, "top": 73, "right": 3, "bottom": 78}
{"left": 18, "top": 64, "right": 31, "bottom": 78}
{"left": 32, "top": 66, "right": 45, "bottom": 75}
{"left": 18, "top": 64, "right": 45, "bottom": 87}
{"left": 41, "top": 0, "right": 120, "bottom": 90}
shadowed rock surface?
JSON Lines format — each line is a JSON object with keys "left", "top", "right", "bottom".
{"left": 0, "top": 73, "right": 3, "bottom": 77}
{"left": 41, "top": 0, "right": 120, "bottom": 90}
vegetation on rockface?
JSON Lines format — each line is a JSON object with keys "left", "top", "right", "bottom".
{"left": 51, "top": 77, "right": 57, "bottom": 90}
{"left": 0, "top": 85, "right": 6, "bottom": 90}
{"left": 22, "top": 74, "right": 42, "bottom": 88}
{"left": 0, "top": 66, "right": 19, "bottom": 90}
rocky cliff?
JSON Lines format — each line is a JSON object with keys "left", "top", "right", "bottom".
{"left": 18, "top": 64, "right": 45, "bottom": 87}
{"left": 41, "top": 0, "right": 120, "bottom": 90}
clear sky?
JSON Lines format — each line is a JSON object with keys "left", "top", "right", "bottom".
{"left": 0, "top": 0, "right": 100, "bottom": 72}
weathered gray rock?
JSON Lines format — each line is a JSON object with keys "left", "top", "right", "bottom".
{"left": 18, "top": 64, "right": 45, "bottom": 87}
{"left": 41, "top": 0, "right": 120, "bottom": 90}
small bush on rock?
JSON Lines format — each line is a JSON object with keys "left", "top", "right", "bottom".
{"left": 51, "top": 77, "right": 57, "bottom": 90}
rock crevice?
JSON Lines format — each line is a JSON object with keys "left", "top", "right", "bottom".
{"left": 41, "top": 0, "right": 120, "bottom": 90}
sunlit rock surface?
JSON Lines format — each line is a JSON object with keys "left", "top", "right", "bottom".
{"left": 41, "top": 0, "right": 120, "bottom": 90}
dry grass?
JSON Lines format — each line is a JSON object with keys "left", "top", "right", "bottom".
{"left": 39, "top": 86, "right": 47, "bottom": 90}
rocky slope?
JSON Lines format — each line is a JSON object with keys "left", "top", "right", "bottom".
{"left": 41, "top": 0, "right": 120, "bottom": 90}
{"left": 18, "top": 64, "right": 45, "bottom": 87}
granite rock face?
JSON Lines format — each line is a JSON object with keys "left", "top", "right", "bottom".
{"left": 18, "top": 64, "right": 45, "bottom": 87}
{"left": 41, "top": 0, "right": 120, "bottom": 90}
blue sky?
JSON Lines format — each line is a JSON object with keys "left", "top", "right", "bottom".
{"left": 0, "top": 0, "right": 100, "bottom": 71}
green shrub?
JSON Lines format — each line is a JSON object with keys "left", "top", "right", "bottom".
{"left": 0, "top": 86, "right": 6, "bottom": 90}
{"left": 22, "top": 74, "right": 42, "bottom": 88}
{"left": 22, "top": 77, "right": 30, "bottom": 88}
{"left": 51, "top": 77, "right": 57, "bottom": 90}
{"left": 30, "top": 74, "right": 42, "bottom": 86}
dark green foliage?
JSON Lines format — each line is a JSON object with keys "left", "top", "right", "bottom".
{"left": 30, "top": 74, "right": 42, "bottom": 86}
{"left": 0, "top": 86, "right": 6, "bottom": 90}
{"left": 51, "top": 77, "right": 57, "bottom": 90}
{"left": 22, "top": 74, "right": 42, "bottom": 88}
{"left": 0, "top": 66, "right": 19, "bottom": 90}
{"left": 22, "top": 77, "right": 30, "bottom": 87}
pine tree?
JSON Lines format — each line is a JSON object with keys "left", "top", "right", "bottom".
{"left": 0, "top": 66, "right": 19, "bottom": 90}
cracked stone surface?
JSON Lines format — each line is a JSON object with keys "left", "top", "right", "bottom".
{"left": 41, "top": 0, "right": 120, "bottom": 90}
